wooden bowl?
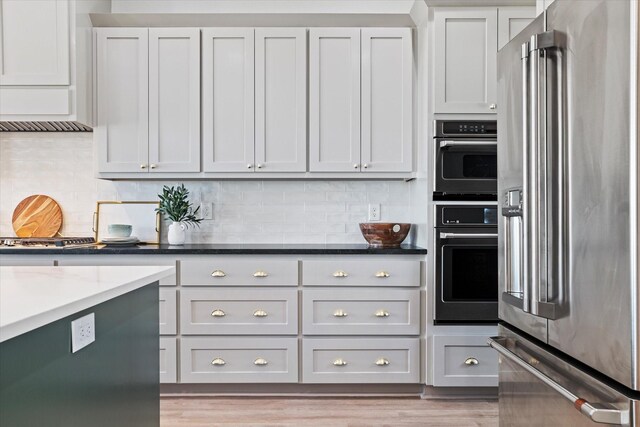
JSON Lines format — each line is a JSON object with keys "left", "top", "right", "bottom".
{"left": 359, "top": 223, "right": 411, "bottom": 248}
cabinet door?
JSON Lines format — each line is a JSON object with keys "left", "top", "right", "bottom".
{"left": 255, "top": 28, "right": 307, "bottom": 172}
{"left": 202, "top": 28, "right": 255, "bottom": 172}
{"left": 497, "top": 7, "right": 536, "bottom": 50}
{"left": 433, "top": 8, "right": 497, "bottom": 114}
{"left": 149, "top": 28, "right": 201, "bottom": 173}
{"left": 309, "top": 28, "right": 360, "bottom": 172}
{"left": 361, "top": 28, "right": 412, "bottom": 172}
{"left": 95, "top": 28, "right": 149, "bottom": 173}
{"left": 0, "top": 0, "right": 69, "bottom": 85}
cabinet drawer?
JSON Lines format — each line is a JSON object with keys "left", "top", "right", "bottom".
{"left": 180, "top": 288, "right": 297, "bottom": 335}
{"left": 302, "top": 289, "right": 419, "bottom": 336}
{"left": 181, "top": 257, "right": 298, "bottom": 286}
{"left": 159, "top": 289, "right": 177, "bottom": 335}
{"left": 180, "top": 337, "right": 298, "bottom": 383}
{"left": 433, "top": 335, "right": 498, "bottom": 387}
{"left": 302, "top": 338, "right": 420, "bottom": 383}
{"left": 160, "top": 337, "right": 177, "bottom": 383}
{"left": 302, "top": 259, "right": 420, "bottom": 287}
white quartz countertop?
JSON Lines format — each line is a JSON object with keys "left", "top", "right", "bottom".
{"left": 0, "top": 265, "right": 175, "bottom": 343}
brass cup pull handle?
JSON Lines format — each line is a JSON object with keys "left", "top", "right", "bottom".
{"left": 333, "top": 309, "right": 348, "bottom": 318}
{"left": 465, "top": 357, "right": 479, "bottom": 366}
{"left": 211, "top": 270, "right": 226, "bottom": 277}
{"left": 211, "top": 358, "right": 226, "bottom": 366}
{"left": 211, "top": 309, "right": 226, "bottom": 317}
{"left": 253, "top": 271, "right": 269, "bottom": 278}
{"left": 333, "top": 270, "right": 348, "bottom": 278}
{"left": 375, "top": 271, "right": 390, "bottom": 278}
{"left": 333, "top": 359, "right": 347, "bottom": 367}
{"left": 253, "top": 309, "right": 268, "bottom": 318}
{"left": 375, "top": 310, "right": 390, "bottom": 318}
{"left": 375, "top": 358, "right": 390, "bottom": 366}
{"left": 254, "top": 358, "right": 269, "bottom": 366}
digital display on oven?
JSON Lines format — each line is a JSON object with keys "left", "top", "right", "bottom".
{"left": 483, "top": 208, "right": 497, "bottom": 225}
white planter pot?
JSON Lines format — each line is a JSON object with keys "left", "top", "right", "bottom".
{"left": 167, "top": 222, "right": 186, "bottom": 245}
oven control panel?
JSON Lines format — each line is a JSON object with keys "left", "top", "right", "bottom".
{"left": 437, "top": 205, "right": 498, "bottom": 227}
{"left": 435, "top": 120, "right": 497, "bottom": 138}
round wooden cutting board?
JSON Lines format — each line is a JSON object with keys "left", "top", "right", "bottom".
{"left": 12, "top": 195, "right": 63, "bottom": 238}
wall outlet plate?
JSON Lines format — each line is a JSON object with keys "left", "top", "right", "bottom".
{"left": 200, "top": 202, "right": 213, "bottom": 220}
{"left": 368, "top": 204, "right": 381, "bottom": 221}
{"left": 71, "top": 313, "right": 95, "bottom": 353}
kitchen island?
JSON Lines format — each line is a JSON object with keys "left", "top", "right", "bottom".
{"left": 0, "top": 265, "right": 175, "bottom": 427}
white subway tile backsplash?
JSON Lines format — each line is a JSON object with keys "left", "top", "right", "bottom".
{"left": 0, "top": 133, "right": 413, "bottom": 243}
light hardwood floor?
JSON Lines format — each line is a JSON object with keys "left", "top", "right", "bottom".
{"left": 160, "top": 397, "right": 498, "bottom": 426}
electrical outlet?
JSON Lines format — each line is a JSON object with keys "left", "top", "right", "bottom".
{"left": 71, "top": 313, "right": 95, "bottom": 353}
{"left": 368, "top": 204, "right": 381, "bottom": 221}
{"left": 200, "top": 202, "right": 213, "bottom": 220}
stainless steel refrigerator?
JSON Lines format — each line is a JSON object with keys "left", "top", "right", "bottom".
{"left": 490, "top": 0, "right": 640, "bottom": 425}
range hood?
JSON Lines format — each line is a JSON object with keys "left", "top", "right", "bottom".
{"left": 0, "top": 0, "right": 109, "bottom": 131}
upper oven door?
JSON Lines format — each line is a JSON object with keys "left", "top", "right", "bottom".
{"left": 435, "top": 139, "right": 497, "bottom": 194}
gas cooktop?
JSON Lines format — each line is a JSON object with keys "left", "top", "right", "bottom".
{"left": 0, "top": 237, "right": 96, "bottom": 248}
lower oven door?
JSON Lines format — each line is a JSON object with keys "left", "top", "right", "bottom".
{"left": 435, "top": 228, "right": 498, "bottom": 323}
{"left": 435, "top": 139, "right": 497, "bottom": 194}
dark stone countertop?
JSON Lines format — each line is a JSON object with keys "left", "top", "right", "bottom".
{"left": 0, "top": 243, "right": 427, "bottom": 256}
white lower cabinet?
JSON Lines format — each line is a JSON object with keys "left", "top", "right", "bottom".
{"left": 159, "top": 288, "right": 177, "bottom": 335}
{"left": 180, "top": 337, "right": 298, "bottom": 383}
{"left": 160, "top": 337, "right": 178, "bottom": 384}
{"left": 302, "top": 338, "right": 420, "bottom": 383}
{"left": 432, "top": 335, "right": 498, "bottom": 387}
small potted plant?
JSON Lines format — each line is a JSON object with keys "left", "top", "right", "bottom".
{"left": 156, "top": 184, "right": 203, "bottom": 245}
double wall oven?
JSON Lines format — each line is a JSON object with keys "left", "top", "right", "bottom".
{"left": 433, "top": 120, "right": 498, "bottom": 324}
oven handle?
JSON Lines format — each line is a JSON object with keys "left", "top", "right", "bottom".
{"left": 439, "top": 140, "right": 497, "bottom": 148}
{"left": 439, "top": 232, "right": 498, "bottom": 239}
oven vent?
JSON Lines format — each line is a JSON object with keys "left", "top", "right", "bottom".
{"left": 0, "top": 121, "right": 93, "bottom": 132}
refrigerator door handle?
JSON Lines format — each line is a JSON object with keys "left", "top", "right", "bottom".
{"left": 488, "top": 337, "right": 630, "bottom": 425}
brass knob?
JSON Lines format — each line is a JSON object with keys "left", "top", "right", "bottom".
{"left": 363, "top": 164, "right": 369, "bottom": 169}
{"left": 211, "top": 270, "right": 226, "bottom": 277}
{"left": 353, "top": 164, "right": 359, "bottom": 169}
{"left": 247, "top": 164, "right": 253, "bottom": 169}
{"left": 489, "top": 104, "right": 497, "bottom": 110}
{"left": 211, "top": 358, "right": 226, "bottom": 366}
{"left": 211, "top": 309, "right": 226, "bottom": 317}
{"left": 465, "top": 357, "right": 479, "bottom": 366}
{"left": 150, "top": 164, "right": 157, "bottom": 169}
{"left": 140, "top": 164, "right": 147, "bottom": 169}
{"left": 333, "top": 359, "right": 347, "bottom": 366}
{"left": 257, "top": 164, "right": 263, "bottom": 169}
{"left": 333, "top": 270, "right": 348, "bottom": 278}
{"left": 333, "top": 309, "right": 348, "bottom": 317}
{"left": 254, "top": 358, "right": 269, "bottom": 366}
{"left": 253, "top": 309, "right": 268, "bottom": 318}
{"left": 375, "top": 310, "right": 389, "bottom": 318}
{"left": 253, "top": 271, "right": 268, "bottom": 278}
{"left": 375, "top": 358, "right": 390, "bottom": 366}
{"left": 375, "top": 271, "right": 390, "bottom": 278}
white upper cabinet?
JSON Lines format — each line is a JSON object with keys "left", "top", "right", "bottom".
{"left": 0, "top": 0, "right": 69, "bottom": 85}
{"left": 310, "top": 28, "right": 412, "bottom": 173}
{"left": 96, "top": 28, "right": 149, "bottom": 173}
{"left": 434, "top": 8, "right": 497, "bottom": 114}
{"left": 202, "top": 28, "right": 255, "bottom": 172}
{"left": 433, "top": 6, "right": 535, "bottom": 115}
{"left": 361, "top": 28, "right": 412, "bottom": 172}
{"left": 96, "top": 27, "right": 201, "bottom": 174}
{"left": 309, "top": 28, "right": 361, "bottom": 172}
{"left": 255, "top": 28, "right": 307, "bottom": 172}
{"left": 497, "top": 7, "right": 536, "bottom": 50}
{"left": 149, "top": 28, "right": 201, "bottom": 173}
